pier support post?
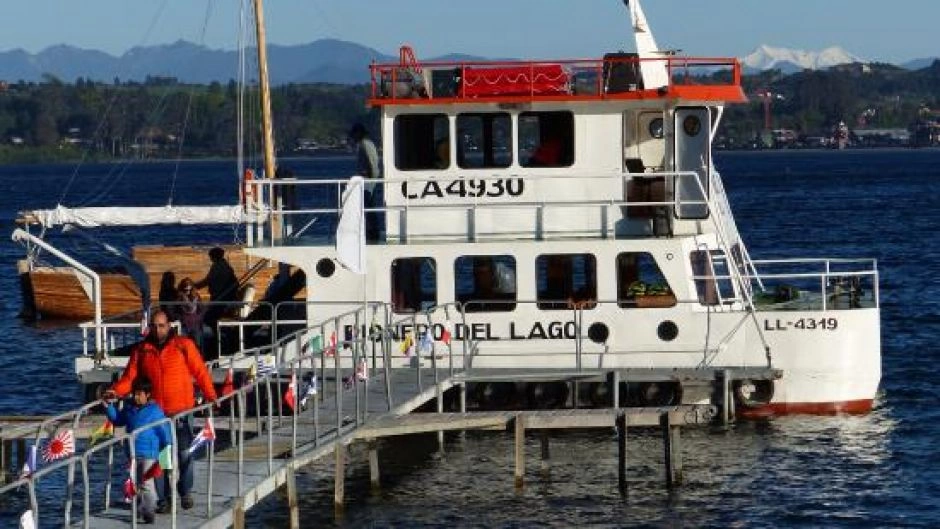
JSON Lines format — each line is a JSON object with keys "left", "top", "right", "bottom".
{"left": 612, "top": 371, "right": 621, "bottom": 409}
{"left": 286, "top": 467, "right": 299, "bottom": 529}
{"left": 233, "top": 497, "right": 246, "bottom": 529}
{"left": 617, "top": 412, "right": 627, "bottom": 494}
{"left": 437, "top": 383, "right": 445, "bottom": 453}
{"left": 720, "top": 370, "right": 731, "bottom": 427}
{"left": 334, "top": 443, "right": 346, "bottom": 516}
{"left": 0, "top": 438, "right": 9, "bottom": 485}
{"left": 514, "top": 414, "right": 525, "bottom": 489}
{"left": 368, "top": 439, "right": 380, "bottom": 490}
{"left": 661, "top": 413, "right": 682, "bottom": 487}
{"left": 459, "top": 383, "right": 467, "bottom": 414}
{"left": 539, "top": 432, "right": 550, "bottom": 479}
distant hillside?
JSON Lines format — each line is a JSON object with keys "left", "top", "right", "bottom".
{"left": 742, "top": 45, "right": 863, "bottom": 74}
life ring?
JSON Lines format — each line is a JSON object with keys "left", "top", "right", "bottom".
{"left": 633, "top": 381, "right": 682, "bottom": 407}
{"left": 733, "top": 379, "right": 775, "bottom": 409}
{"left": 241, "top": 168, "right": 255, "bottom": 206}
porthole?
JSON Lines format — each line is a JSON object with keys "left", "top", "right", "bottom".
{"left": 682, "top": 116, "right": 702, "bottom": 137}
{"left": 657, "top": 320, "right": 679, "bottom": 341}
{"left": 316, "top": 258, "right": 336, "bottom": 278}
{"left": 648, "top": 117, "right": 664, "bottom": 139}
{"left": 588, "top": 322, "right": 609, "bottom": 344}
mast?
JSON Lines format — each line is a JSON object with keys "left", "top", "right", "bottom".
{"left": 252, "top": 0, "right": 281, "bottom": 240}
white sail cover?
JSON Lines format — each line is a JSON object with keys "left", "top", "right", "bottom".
{"left": 29, "top": 205, "right": 250, "bottom": 229}
{"left": 335, "top": 176, "right": 366, "bottom": 274}
{"left": 625, "top": 0, "right": 670, "bottom": 90}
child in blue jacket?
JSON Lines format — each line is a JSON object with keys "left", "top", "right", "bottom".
{"left": 105, "top": 377, "right": 172, "bottom": 524}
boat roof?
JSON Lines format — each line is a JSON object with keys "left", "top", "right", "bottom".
{"left": 368, "top": 51, "right": 746, "bottom": 108}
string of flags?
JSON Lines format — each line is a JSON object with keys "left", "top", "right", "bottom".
{"left": 284, "top": 373, "right": 297, "bottom": 411}
{"left": 356, "top": 357, "right": 369, "bottom": 381}
{"left": 299, "top": 374, "right": 317, "bottom": 410}
{"left": 221, "top": 366, "right": 235, "bottom": 396}
{"left": 187, "top": 418, "right": 216, "bottom": 456}
{"left": 18, "top": 445, "right": 37, "bottom": 480}
{"left": 89, "top": 419, "right": 114, "bottom": 447}
{"left": 400, "top": 332, "right": 414, "bottom": 356}
{"left": 40, "top": 429, "right": 75, "bottom": 463}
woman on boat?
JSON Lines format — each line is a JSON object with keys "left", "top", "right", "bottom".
{"left": 176, "top": 277, "right": 207, "bottom": 350}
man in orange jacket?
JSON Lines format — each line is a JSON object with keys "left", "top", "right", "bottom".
{"left": 106, "top": 309, "right": 218, "bottom": 511}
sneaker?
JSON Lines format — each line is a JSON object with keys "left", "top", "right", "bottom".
{"left": 139, "top": 513, "right": 155, "bottom": 524}
{"left": 155, "top": 501, "right": 170, "bottom": 514}
{"left": 181, "top": 495, "right": 194, "bottom": 510}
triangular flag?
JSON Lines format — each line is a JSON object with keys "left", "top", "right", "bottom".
{"left": 221, "top": 367, "right": 235, "bottom": 396}
{"left": 299, "top": 374, "right": 317, "bottom": 409}
{"left": 122, "top": 460, "right": 136, "bottom": 503}
{"left": 284, "top": 373, "right": 297, "bottom": 411}
{"left": 158, "top": 445, "right": 174, "bottom": 471}
{"left": 335, "top": 175, "right": 366, "bottom": 274}
{"left": 356, "top": 357, "right": 369, "bottom": 381}
{"left": 325, "top": 331, "right": 337, "bottom": 357}
{"left": 306, "top": 334, "right": 323, "bottom": 353}
{"left": 19, "top": 509, "right": 36, "bottom": 529}
{"left": 419, "top": 331, "right": 434, "bottom": 354}
{"left": 187, "top": 418, "right": 216, "bottom": 455}
{"left": 19, "top": 445, "right": 37, "bottom": 479}
{"left": 89, "top": 419, "right": 114, "bottom": 447}
{"left": 141, "top": 460, "right": 163, "bottom": 481}
{"left": 441, "top": 320, "right": 453, "bottom": 346}
{"left": 41, "top": 429, "right": 75, "bottom": 463}
{"left": 399, "top": 332, "right": 414, "bottom": 356}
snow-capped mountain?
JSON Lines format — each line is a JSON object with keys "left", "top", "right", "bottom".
{"left": 742, "top": 45, "right": 863, "bottom": 72}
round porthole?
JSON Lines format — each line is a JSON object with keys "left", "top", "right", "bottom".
{"left": 316, "top": 258, "right": 336, "bottom": 278}
{"left": 648, "top": 117, "right": 664, "bottom": 139}
{"left": 588, "top": 322, "right": 609, "bottom": 344}
{"left": 682, "top": 115, "right": 702, "bottom": 137}
{"left": 657, "top": 320, "right": 679, "bottom": 342}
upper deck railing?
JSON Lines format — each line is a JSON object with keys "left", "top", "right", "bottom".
{"left": 368, "top": 54, "right": 745, "bottom": 106}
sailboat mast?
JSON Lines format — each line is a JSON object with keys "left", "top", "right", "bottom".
{"left": 252, "top": 0, "right": 280, "bottom": 240}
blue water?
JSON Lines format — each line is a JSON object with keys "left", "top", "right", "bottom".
{"left": 1, "top": 149, "right": 939, "bottom": 526}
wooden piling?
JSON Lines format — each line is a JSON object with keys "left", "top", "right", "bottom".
{"left": 661, "top": 412, "right": 682, "bottom": 487}
{"left": 334, "top": 443, "right": 346, "bottom": 515}
{"left": 721, "top": 369, "right": 731, "bottom": 427}
{"left": 286, "top": 467, "right": 299, "bottom": 529}
{"left": 233, "top": 497, "right": 246, "bottom": 529}
{"left": 539, "top": 432, "right": 550, "bottom": 478}
{"left": 368, "top": 440, "right": 380, "bottom": 490}
{"left": 514, "top": 414, "right": 525, "bottom": 489}
{"left": 616, "top": 412, "right": 627, "bottom": 493}
{"left": 1, "top": 438, "right": 9, "bottom": 484}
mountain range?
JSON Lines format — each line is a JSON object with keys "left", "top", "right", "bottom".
{"left": 0, "top": 40, "right": 935, "bottom": 84}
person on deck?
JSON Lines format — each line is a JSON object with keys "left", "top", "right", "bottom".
{"left": 349, "top": 123, "right": 382, "bottom": 241}
{"left": 104, "top": 309, "right": 218, "bottom": 512}
{"left": 104, "top": 376, "right": 171, "bottom": 524}
{"left": 176, "top": 277, "right": 207, "bottom": 351}
{"left": 194, "top": 246, "right": 239, "bottom": 333}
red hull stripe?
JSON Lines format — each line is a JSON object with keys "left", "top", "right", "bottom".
{"left": 737, "top": 399, "right": 874, "bottom": 418}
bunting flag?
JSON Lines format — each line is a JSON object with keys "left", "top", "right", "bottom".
{"left": 221, "top": 366, "right": 235, "bottom": 396}
{"left": 419, "top": 330, "right": 434, "bottom": 355}
{"left": 356, "top": 357, "right": 369, "bottom": 381}
{"left": 89, "top": 419, "right": 114, "bottom": 447}
{"left": 441, "top": 320, "right": 453, "bottom": 346}
{"left": 41, "top": 429, "right": 75, "bottom": 463}
{"left": 187, "top": 418, "right": 216, "bottom": 456}
{"left": 257, "top": 355, "right": 277, "bottom": 378}
{"left": 399, "top": 332, "right": 414, "bottom": 356}
{"left": 284, "top": 372, "right": 297, "bottom": 411}
{"left": 325, "top": 331, "right": 337, "bottom": 357}
{"left": 299, "top": 374, "right": 318, "bottom": 409}
{"left": 19, "top": 509, "right": 36, "bottom": 529}
{"left": 18, "top": 445, "right": 37, "bottom": 480}
{"left": 122, "top": 460, "right": 136, "bottom": 503}
{"left": 158, "top": 445, "right": 174, "bottom": 471}
{"left": 141, "top": 460, "right": 163, "bottom": 481}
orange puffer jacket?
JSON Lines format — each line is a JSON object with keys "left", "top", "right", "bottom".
{"left": 111, "top": 332, "right": 218, "bottom": 416}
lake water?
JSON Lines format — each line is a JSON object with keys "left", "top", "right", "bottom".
{"left": 0, "top": 149, "right": 938, "bottom": 527}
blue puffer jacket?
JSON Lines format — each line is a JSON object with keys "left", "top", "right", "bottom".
{"left": 105, "top": 401, "right": 172, "bottom": 460}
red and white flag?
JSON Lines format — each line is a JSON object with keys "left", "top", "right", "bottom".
{"left": 122, "top": 460, "right": 136, "bottom": 502}
{"left": 221, "top": 366, "right": 235, "bottom": 396}
{"left": 41, "top": 429, "right": 75, "bottom": 463}
{"left": 441, "top": 320, "right": 453, "bottom": 346}
{"left": 284, "top": 372, "right": 297, "bottom": 411}
{"left": 356, "top": 357, "right": 369, "bottom": 381}
{"left": 325, "top": 331, "right": 337, "bottom": 357}
{"left": 187, "top": 418, "right": 216, "bottom": 456}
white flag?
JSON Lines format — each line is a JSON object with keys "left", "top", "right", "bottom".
{"left": 335, "top": 176, "right": 366, "bottom": 274}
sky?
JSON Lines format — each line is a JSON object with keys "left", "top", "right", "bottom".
{"left": 0, "top": 0, "right": 936, "bottom": 64}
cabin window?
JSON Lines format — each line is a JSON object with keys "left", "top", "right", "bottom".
{"left": 454, "top": 255, "right": 517, "bottom": 312}
{"left": 536, "top": 254, "right": 597, "bottom": 310}
{"left": 391, "top": 257, "right": 437, "bottom": 313}
{"left": 690, "top": 250, "right": 735, "bottom": 305}
{"left": 617, "top": 252, "right": 676, "bottom": 308}
{"left": 394, "top": 114, "right": 450, "bottom": 170}
{"left": 519, "top": 111, "right": 574, "bottom": 168}
{"left": 456, "top": 113, "right": 512, "bottom": 169}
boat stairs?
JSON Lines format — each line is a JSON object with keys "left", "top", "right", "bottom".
{"left": 0, "top": 310, "right": 726, "bottom": 528}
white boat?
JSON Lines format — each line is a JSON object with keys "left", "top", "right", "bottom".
{"left": 70, "top": 0, "right": 880, "bottom": 415}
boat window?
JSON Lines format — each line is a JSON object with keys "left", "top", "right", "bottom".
{"left": 391, "top": 257, "right": 437, "bottom": 314}
{"left": 536, "top": 254, "right": 597, "bottom": 310}
{"left": 394, "top": 114, "right": 450, "bottom": 170}
{"left": 454, "top": 255, "right": 516, "bottom": 312}
{"left": 456, "top": 113, "right": 512, "bottom": 169}
{"left": 690, "top": 250, "right": 735, "bottom": 305}
{"left": 617, "top": 253, "right": 676, "bottom": 309}
{"left": 519, "top": 111, "right": 574, "bottom": 168}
